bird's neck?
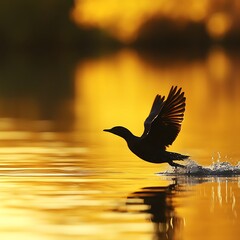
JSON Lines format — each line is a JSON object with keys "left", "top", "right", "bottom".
{"left": 120, "top": 129, "right": 138, "bottom": 145}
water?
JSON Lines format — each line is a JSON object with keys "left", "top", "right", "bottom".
{"left": 0, "top": 48, "right": 240, "bottom": 239}
{"left": 161, "top": 159, "right": 240, "bottom": 176}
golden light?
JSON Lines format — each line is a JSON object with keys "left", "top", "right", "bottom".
{"left": 72, "top": 0, "right": 240, "bottom": 43}
{"left": 71, "top": 0, "right": 211, "bottom": 42}
{"left": 73, "top": 48, "right": 240, "bottom": 166}
{"left": 207, "top": 47, "right": 231, "bottom": 82}
{"left": 187, "top": 1, "right": 208, "bottom": 22}
{"left": 206, "top": 12, "right": 232, "bottom": 39}
{"left": 72, "top": 0, "right": 164, "bottom": 42}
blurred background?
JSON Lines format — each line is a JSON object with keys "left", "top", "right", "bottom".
{"left": 1, "top": 0, "right": 240, "bottom": 49}
{"left": 0, "top": 1, "right": 240, "bottom": 240}
{"left": 0, "top": 0, "right": 239, "bottom": 162}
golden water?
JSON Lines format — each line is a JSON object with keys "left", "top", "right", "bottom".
{"left": 0, "top": 48, "right": 239, "bottom": 239}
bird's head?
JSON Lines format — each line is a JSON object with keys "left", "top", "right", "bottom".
{"left": 103, "top": 126, "right": 133, "bottom": 140}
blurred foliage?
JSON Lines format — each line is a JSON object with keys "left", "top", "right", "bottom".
{"left": 0, "top": 0, "right": 119, "bottom": 51}
{"left": 73, "top": 0, "right": 240, "bottom": 49}
{"left": 0, "top": 0, "right": 239, "bottom": 52}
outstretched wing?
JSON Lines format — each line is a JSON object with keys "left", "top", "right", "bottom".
{"left": 141, "top": 94, "right": 165, "bottom": 137}
{"left": 141, "top": 86, "right": 186, "bottom": 149}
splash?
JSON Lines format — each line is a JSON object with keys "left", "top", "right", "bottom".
{"left": 159, "top": 159, "right": 240, "bottom": 176}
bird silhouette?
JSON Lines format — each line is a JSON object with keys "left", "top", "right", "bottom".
{"left": 104, "top": 86, "right": 189, "bottom": 168}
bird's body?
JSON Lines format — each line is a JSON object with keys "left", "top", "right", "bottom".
{"left": 104, "top": 86, "right": 189, "bottom": 168}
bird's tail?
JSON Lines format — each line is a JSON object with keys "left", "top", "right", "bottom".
{"left": 178, "top": 154, "right": 189, "bottom": 160}
{"left": 167, "top": 151, "right": 189, "bottom": 161}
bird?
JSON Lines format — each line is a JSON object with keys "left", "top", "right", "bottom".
{"left": 104, "top": 86, "right": 189, "bottom": 168}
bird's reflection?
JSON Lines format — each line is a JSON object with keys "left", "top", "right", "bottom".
{"left": 126, "top": 179, "right": 184, "bottom": 240}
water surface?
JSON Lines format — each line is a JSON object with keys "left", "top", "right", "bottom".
{"left": 0, "top": 49, "right": 239, "bottom": 239}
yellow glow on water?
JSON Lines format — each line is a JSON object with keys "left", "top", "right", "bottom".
{"left": 74, "top": 48, "right": 240, "bottom": 165}
{"left": 181, "top": 180, "right": 240, "bottom": 240}
{"left": 0, "top": 50, "right": 240, "bottom": 240}
{"left": 207, "top": 47, "right": 231, "bottom": 82}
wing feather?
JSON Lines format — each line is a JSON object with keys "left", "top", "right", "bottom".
{"left": 142, "top": 95, "right": 165, "bottom": 137}
{"left": 141, "top": 86, "right": 186, "bottom": 148}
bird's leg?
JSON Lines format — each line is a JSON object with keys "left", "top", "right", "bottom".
{"left": 168, "top": 161, "right": 186, "bottom": 169}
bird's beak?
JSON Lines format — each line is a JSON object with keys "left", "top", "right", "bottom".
{"left": 103, "top": 129, "right": 111, "bottom": 132}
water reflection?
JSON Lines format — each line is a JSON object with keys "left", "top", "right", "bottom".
{"left": 120, "top": 176, "right": 240, "bottom": 240}
{"left": 0, "top": 47, "right": 240, "bottom": 240}
{"left": 0, "top": 53, "right": 75, "bottom": 133}
{"left": 126, "top": 179, "right": 184, "bottom": 240}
